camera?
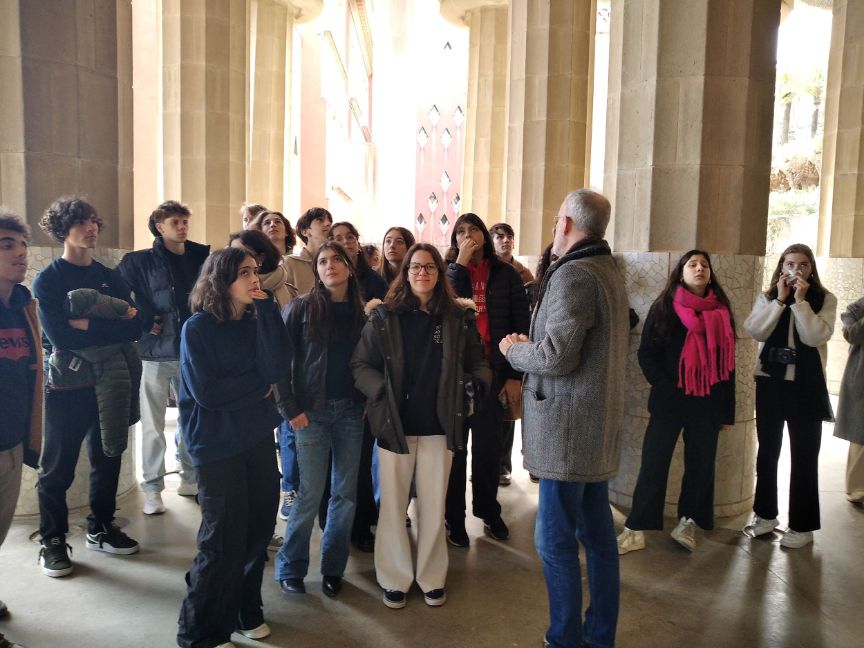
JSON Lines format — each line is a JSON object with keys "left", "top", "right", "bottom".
{"left": 767, "top": 346, "right": 796, "bottom": 365}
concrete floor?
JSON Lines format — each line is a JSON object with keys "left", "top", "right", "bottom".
{"left": 1, "top": 422, "right": 863, "bottom": 648}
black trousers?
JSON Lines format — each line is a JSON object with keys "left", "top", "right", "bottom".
{"left": 754, "top": 377, "right": 822, "bottom": 532}
{"left": 446, "top": 374, "right": 505, "bottom": 525}
{"left": 177, "top": 435, "right": 280, "bottom": 648}
{"left": 500, "top": 419, "right": 516, "bottom": 474}
{"left": 352, "top": 420, "right": 378, "bottom": 539}
{"left": 39, "top": 387, "right": 122, "bottom": 540}
{"left": 625, "top": 413, "right": 721, "bottom": 531}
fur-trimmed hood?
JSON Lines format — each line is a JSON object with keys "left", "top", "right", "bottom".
{"left": 363, "top": 297, "right": 478, "bottom": 317}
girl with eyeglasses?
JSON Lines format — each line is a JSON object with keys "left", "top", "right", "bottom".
{"left": 352, "top": 243, "right": 491, "bottom": 609}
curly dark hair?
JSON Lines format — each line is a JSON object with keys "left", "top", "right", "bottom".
{"left": 189, "top": 247, "right": 257, "bottom": 323}
{"left": 148, "top": 200, "right": 191, "bottom": 237}
{"left": 0, "top": 210, "right": 30, "bottom": 240}
{"left": 384, "top": 243, "right": 456, "bottom": 318}
{"left": 39, "top": 197, "right": 103, "bottom": 243}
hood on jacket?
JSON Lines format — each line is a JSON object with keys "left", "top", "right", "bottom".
{"left": 363, "top": 297, "right": 478, "bottom": 318}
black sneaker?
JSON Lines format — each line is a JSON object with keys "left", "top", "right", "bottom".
{"left": 423, "top": 588, "right": 447, "bottom": 607}
{"left": 39, "top": 537, "right": 73, "bottom": 577}
{"left": 383, "top": 590, "right": 406, "bottom": 609}
{"left": 484, "top": 516, "right": 510, "bottom": 541}
{"left": 85, "top": 524, "right": 140, "bottom": 555}
{"left": 445, "top": 521, "right": 470, "bottom": 547}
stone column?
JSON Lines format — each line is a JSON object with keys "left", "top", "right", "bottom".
{"left": 1, "top": 0, "right": 136, "bottom": 517}
{"left": 816, "top": 0, "right": 864, "bottom": 389}
{"left": 605, "top": 0, "right": 782, "bottom": 519}
{"left": 247, "top": 0, "right": 322, "bottom": 213}
{"left": 442, "top": 0, "right": 509, "bottom": 223}
{"left": 505, "top": 0, "right": 594, "bottom": 255}
{"left": 161, "top": 0, "right": 248, "bottom": 243}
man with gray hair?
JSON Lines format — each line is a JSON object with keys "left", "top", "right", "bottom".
{"left": 499, "top": 189, "right": 629, "bottom": 648}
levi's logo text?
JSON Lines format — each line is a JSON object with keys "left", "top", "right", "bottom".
{"left": 0, "top": 328, "right": 30, "bottom": 361}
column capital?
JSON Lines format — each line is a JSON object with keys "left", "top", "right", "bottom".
{"left": 273, "top": 0, "right": 323, "bottom": 24}
{"left": 440, "top": 0, "right": 507, "bottom": 27}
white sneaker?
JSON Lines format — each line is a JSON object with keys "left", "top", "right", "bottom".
{"left": 743, "top": 515, "right": 778, "bottom": 537}
{"left": 177, "top": 481, "right": 198, "bottom": 497}
{"left": 670, "top": 517, "right": 696, "bottom": 552}
{"left": 847, "top": 491, "right": 864, "bottom": 503}
{"left": 143, "top": 492, "right": 165, "bottom": 515}
{"left": 780, "top": 529, "right": 813, "bottom": 548}
{"left": 238, "top": 622, "right": 271, "bottom": 639}
{"left": 617, "top": 528, "right": 645, "bottom": 555}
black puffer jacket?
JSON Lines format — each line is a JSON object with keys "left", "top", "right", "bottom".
{"left": 275, "top": 297, "right": 365, "bottom": 420}
{"left": 446, "top": 256, "right": 530, "bottom": 380}
{"left": 638, "top": 303, "right": 735, "bottom": 426}
{"left": 117, "top": 238, "right": 210, "bottom": 361}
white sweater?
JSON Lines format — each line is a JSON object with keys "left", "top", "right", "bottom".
{"left": 743, "top": 292, "right": 837, "bottom": 380}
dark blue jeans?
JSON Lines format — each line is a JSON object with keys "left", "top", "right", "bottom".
{"left": 278, "top": 420, "right": 299, "bottom": 492}
{"left": 536, "top": 479, "right": 619, "bottom": 648}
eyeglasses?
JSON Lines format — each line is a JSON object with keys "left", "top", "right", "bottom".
{"left": 407, "top": 263, "right": 439, "bottom": 275}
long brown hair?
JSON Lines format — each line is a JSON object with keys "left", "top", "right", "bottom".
{"left": 189, "top": 247, "right": 256, "bottom": 323}
{"left": 250, "top": 210, "right": 296, "bottom": 251}
{"left": 384, "top": 243, "right": 457, "bottom": 318}
{"left": 303, "top": 241, "right": 365, "bottom": 343}
{"left": 766, "top": 243, "right": 827, "bottom": 307}
{"left": 329, "top": 221, "right": 372, "bottom": 275}
{"left": 381, "top": 226, "right": 416, "bottom": 284}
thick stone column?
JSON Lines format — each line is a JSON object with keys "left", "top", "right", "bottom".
{"left": 505, "top": 0, "right": 594, "bottom": 255}
{"left": 161, "top": 0, "right": 247, "bottom": 243}
{"left": 1, "top": 0, "right": 133, "bottom": 247}
{"left": 247, "top": 0, "right": 322, "bottom": 213}
{"left": 606, "top": 0, "right": 782, "bottom": 519}
{"left": 1, "top": 0, "right": 136, "bottom": 517}
{"left": 816, "top": 0, "right": 864, "bottom": 389}
{"left": 442, "top": 0, "right": 509, "bottom": 223}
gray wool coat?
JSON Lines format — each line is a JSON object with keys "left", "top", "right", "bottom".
{"left": 505, "top": 240, "right": 630, "bottom": 482}
{"left": 834, "top": 296, "right": 864, "bottom": 445}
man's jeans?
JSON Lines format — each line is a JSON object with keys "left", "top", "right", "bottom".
{"left": 275, "top": 399, "right": 363, "bottom": 580}
{"left": 536, "top": 479, "right": 619, "bottom": 648}
{"left": 278, "top": 420, "right": 299, "bottom": 493}
{"left": 140, "top": 360, "right": 195, "bottom": 493}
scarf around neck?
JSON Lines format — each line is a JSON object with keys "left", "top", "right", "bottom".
{"left": 672, "top": 285, "right": 735, "bottom": 397}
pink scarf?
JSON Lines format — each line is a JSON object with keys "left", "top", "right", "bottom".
{"left": 672, "top": 285, "right": 735, "bottom": 397}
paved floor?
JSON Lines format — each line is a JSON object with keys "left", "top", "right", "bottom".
{"left": 1, "top": 420, "right": 862, "bottom": 648}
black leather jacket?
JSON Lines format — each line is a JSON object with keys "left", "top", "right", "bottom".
{"left": 117, "top": 238, "right": 210, "bottom": 361}
{"left": 275, "top": 297, "right": 365, "bottom": 420}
